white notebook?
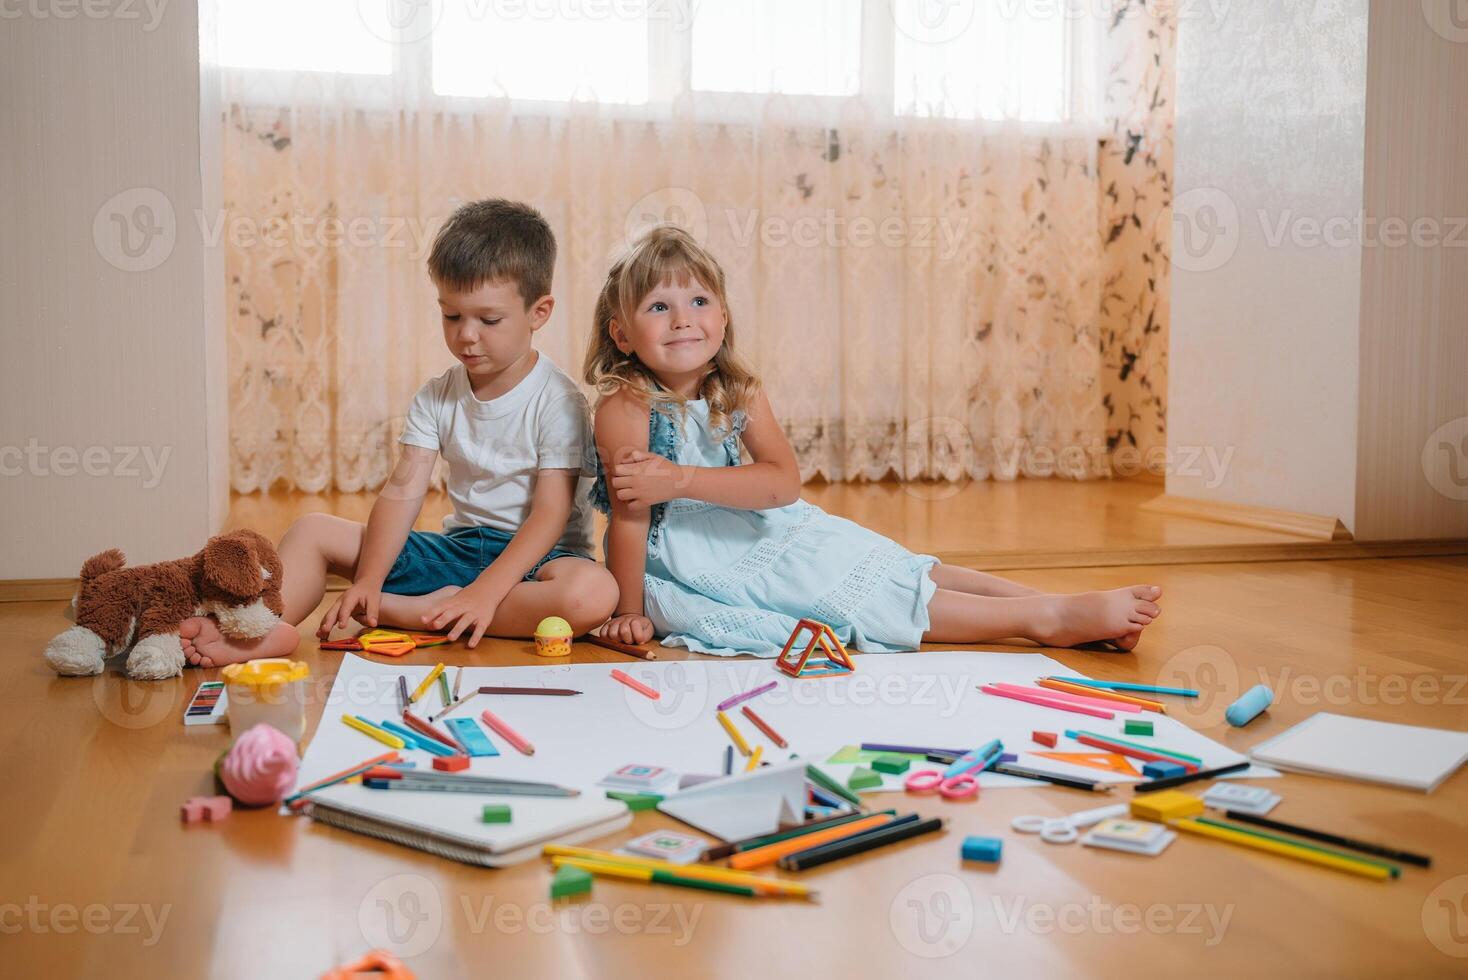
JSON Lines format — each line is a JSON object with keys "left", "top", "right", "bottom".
{"left": 304, "top": 783, "right": 631, "bottom": 866}
{"left": 1248, "top": 712, "right": 1468, "bottom": 793}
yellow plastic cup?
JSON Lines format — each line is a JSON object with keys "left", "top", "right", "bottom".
{"left": 221, "top": 658, "right": 311, "bottom": 744}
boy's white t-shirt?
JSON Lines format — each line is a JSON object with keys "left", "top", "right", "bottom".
{"left": 399, "top": 353, "right": 596, "bottom": 556}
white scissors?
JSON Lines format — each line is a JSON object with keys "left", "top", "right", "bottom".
{"left": 1011, "top": 803, "right": 1128, "bottom": 844}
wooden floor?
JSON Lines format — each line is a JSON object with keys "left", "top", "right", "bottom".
{"left": 5, "top": 485, "right": 1468, "bottom": 978}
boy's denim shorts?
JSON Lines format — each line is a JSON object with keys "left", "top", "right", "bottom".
{"left": 382, "top": 525, "right": 587, "bottom": 596}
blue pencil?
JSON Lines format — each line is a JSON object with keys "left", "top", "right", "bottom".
{"left": 1048, "top": 677, "right": 1199, "bottom": 698}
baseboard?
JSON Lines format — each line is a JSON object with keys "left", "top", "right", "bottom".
{"left": 1140, "top": 494, "right": 1352, "bottom": 542}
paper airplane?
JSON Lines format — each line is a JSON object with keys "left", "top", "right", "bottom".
{"left": 656, "top": 761, "right": 808, "bottom": 841}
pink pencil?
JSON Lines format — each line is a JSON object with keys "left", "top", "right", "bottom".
{"left": 979, "top": 684, "right": 1116, "bottom": 720}
{"left": 480, "top": 708, "right": 534, "bottom": 756}
{"left": 989, "top": 682, "right": 1142, "bottom": 714}
{"left": 611, "top": 668, "right": 660, "bottom": 700}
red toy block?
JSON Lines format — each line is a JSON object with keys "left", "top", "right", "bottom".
{"left": 181, "top": 795, "right": 232, "bottom": 823}
{"left": 433, "top": 754, "right": 471, "bottom": 772}
{"left": 1032, "top": 731, "right": 1058, "bottom": 748}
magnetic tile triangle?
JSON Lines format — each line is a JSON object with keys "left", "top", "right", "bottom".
{"left": 1033, "top": 751, "right": 1139, "bottom": 776}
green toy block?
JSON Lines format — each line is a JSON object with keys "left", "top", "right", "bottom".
{"left": 481, "top": 804, "right": 512, "bottom": 823}
{"left": 871, "top": 755, "right": 911, "bottom": 775}
{"left": 551, "top": 864, "right": 593, "bottom": 900}
{"left": 606, "top": 791, "right": 663, "bottom": 811}
{"left": 1124, "top": 719, "right": 1154, "bottom": 736}
{"left": 847, "top": 766, "right": 882, "bottom": 791}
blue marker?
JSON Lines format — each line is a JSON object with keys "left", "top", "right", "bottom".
{"left": 943, "top": 739, "right": 1003, "bottom": 779}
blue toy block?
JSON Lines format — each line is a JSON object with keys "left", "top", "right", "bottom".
{"left": 961, "top": 835, "right": 1003, "bottom": 863}
{"left": 1142, "top": 760, "right": 1187, "bottom": 779}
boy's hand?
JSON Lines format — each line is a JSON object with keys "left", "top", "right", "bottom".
{"left": 424, "top": 579, "right": 506, "bottom": 648}
{"left": 611, "top": 451, "right": 691, "bottom": 511}
{"left": 319, "top": 580, "right": 383, "bottom": 638}
{"left": 602, "top": 613, "right": 654, "bottom": 646}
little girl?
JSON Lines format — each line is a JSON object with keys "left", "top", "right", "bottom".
{"left": 585, "top": 226, "right": 1162, "bottom": 655}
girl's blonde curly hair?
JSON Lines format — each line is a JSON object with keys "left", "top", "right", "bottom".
{"left": 583, "top": 225, "right": 759, "bottom": 436}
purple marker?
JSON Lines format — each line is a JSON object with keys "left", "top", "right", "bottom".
{"left": 716, "top": 680, "right": 778, "bottom": 713}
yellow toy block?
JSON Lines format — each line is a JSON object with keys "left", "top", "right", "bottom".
{"left": 1129, "top": 790, "right": 1205, "bottom": 823}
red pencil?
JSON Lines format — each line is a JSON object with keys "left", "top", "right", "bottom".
{"left": 1072, "top": 733, "right": 1199, "bottom": 772}
{"left": 401, "top": 711, "right": 464, "bottom": 753}
{"left": 480, "top": 708, "right": 535, "bottom": 756}
{"left": 285, "top": 750, "right": 400, "bottom": 809}
{"left": 610, "top": 668, "right": 660, "bottom": 700}
{"left": 741, "top": 705, "right": 788, "bottom": 748}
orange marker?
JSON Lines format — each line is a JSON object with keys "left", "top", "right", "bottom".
{"left": 610, "top": 668, "right": 660, "bottom": 700}
{"left": 729, "top": 813, "right": 895, "bottom": 870}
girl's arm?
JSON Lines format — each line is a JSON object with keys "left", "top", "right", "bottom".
{"left": 609, "top": 389, "right": 802, "bottom": 512}
{"left": 595, "top": 390, "right": 656, "bottom": 645}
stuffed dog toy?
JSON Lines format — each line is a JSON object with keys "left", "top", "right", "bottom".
{"left": 45, "top": 530, "right": 284, "bottom": 680}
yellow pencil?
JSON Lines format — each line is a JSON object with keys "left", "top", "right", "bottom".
{"left": 341, "top": 714, "right": 406, "bottom": 749}
{"left": 409, "top": 663, "right": 445, "bottom": 703}
{"left": 717, "top": 710, "right": 752, "bottom": 756}
{"left": 1170, "top": 818, "right": 1392, "bottom": 880}
{"left": 542, "top": 846, "right": 815, "bottom": 897}
{"left": 745, "top": 744, "right": 764, "bottom": 772}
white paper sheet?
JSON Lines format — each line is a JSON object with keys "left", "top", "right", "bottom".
{"left": 296, "top": 652, "right": 1260, "bottom": 796}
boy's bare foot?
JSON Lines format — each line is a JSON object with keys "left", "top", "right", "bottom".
{"left": 180, "top": 617, "right": 300, "bottom": 668}
{"left": 1031, "top": 586, "right": 1162, "bottom": 650}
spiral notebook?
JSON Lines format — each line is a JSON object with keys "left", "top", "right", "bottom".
{"left": 1248, "top": 712, "right": 1468, "bottom": 793}
{"left": 303, "top": 783, "right": 631, "bottom": 867}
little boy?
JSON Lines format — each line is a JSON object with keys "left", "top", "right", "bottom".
{"left": 180, "top": 200, "right": 618, "bottom": 666}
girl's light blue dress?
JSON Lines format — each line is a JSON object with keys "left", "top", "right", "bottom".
{"left": 592, "top": 399, "right": 939, "bottom": 657}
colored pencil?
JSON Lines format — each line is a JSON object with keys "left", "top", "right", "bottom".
{"left": 991, "top": 761, "right": 1113, "bottom": 792}
{"left": 745, "top": 745, "right": 764, "bottom": 772}
{"left": 860, "top": 742, "right": 969, "bottom": 757}
{"left": 979, "top": 684, "right": 1116, "bottom": 719}
{"left": 552, "top": 858, "right": 772, "bottom": 899}
{"left": 400, "top": 710, "right": 463, "bottom": 752}
{"left": 717, "top": 680, "right": 778, "bottom": 713}
{"left": 430, "top": 693, "right": 476, "bottom": 723}
{"left": 453, "top": 667, "right": 463, "bottom": 699}
{"left": 1068, "top": 733, "right": 1198, "bottom": 772}
{"left": 741, "top": 706, "right": 788, "bottom": 748}
{"left": 1050, "top": 677, "right": 1199, "bottom": 697}
{"left": 284, "top": 751, "right": 400, "bottom": 807}
{"left": 717, "top": 711, "right": 753, "bottom": 756}
{"left": 610, "top": 669, "right": 660, "bottom": 700}
{"left": 378, "top": 719, "right": 454, "bottom": 756}
{"left": 702, "top": 811, "right": 890, "bottom": 861}
{"left": 806, "top": 764, "right": 864, "bottom": 809}
{"left": 1133, "top": 761, "right": 1249, "bottom": 792}
{"left": 545, "top": 845, "right": 816, "bottom": 897}
{"left": 729, "top": 813, "right": 896, "bottom": 870}
{"left": 409, "top": 663, "right": 445, "bottom": 703}
{"left": 779, "top": 815, "right": 944, "bottom": 871}
{"left": 1171, "top": 817, "right": 1393, "bottom": 880}
{"left": 436, "top": 672, "right": 452, "bottom": 709}
{"left": 341, "top": 714, "right": 406, "bottom": 749}
{"left": 991, "top": 681, "right": 1144, "bottom": 714}
{"left": 1195, "top": 816, "right": 1400, "bottom": 877}
{"left": 1222, "top": 811, "right": 1431, "bottom": 868}
{"left": 580, "top": 632, "right": 658, "bottom": 660}
{"left": 396, "top": 675, "right": 410, "bottom": 713}
{"left": 1067, "top": 729, "right": 1203, "bottom": 765}
{"left": 1037, "top": 677, "right": 1167, "bottom": 713}
{"left": 723, "top": 744, "right": 733, "bottom": 775}
{"left": 480, "top": 708, "right": 534, "bottom": 755}
{"left": 364, "top": 778, "right": 578, "bottom": 799}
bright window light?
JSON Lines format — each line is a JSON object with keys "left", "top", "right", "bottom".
{"left": 217, "top": 0, "right": 391, "bottom": 75}
{"left": 892, "top": 0, "right": 1070, "bottom": 121}
{"left": 431, "top": 3, "right": 649, "bottom": 102}
{"left": 690, "top": 0, "right": 860, "bottom": 97}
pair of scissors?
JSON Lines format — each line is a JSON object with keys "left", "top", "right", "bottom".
{"left": 1011, "top": 803, "right": 1129, "bottom": 844}
{"left": 904, "top": 739, "right": 1002, "bottom": 800}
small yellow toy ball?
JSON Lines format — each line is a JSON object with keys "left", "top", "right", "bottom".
{"left": 534, "top": 616, "right": 574, "bottom": 658}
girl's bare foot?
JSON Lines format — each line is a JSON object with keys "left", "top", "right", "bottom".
{"left": 374, "top": 586, "right": 462, "bottom": 632}
{"left": 179, "top": 617, "right": 299, "bottom": 668}
{"left": 1031, "top": 586, "right": 1162, "bottom": 649}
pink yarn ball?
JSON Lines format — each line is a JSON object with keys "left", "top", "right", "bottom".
{"left": 217, "top": 723, "right": 299, "bottom": 806}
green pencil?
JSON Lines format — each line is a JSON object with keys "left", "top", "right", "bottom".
{"left": 1195, "top": 817, "right": 1401, "bottom": 878}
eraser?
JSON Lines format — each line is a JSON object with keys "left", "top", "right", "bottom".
{"left": 872, "top": 755, "right": 911, "bottom": 774}
{"left": 961, "top": 835, "right": 1002, "bottom": 863}
{"left": 1142, "top": 760, "right": 1187, "bottom": 779}
{"left": 1225, "top": 685, "right": 1273, "bottom": 727}
{"left": 1124, "top": 719, "right": 1154, "bottom": 736}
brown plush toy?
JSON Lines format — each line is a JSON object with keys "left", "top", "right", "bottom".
{"left": 44, "top": 530, "right": 284, "bottom": 680}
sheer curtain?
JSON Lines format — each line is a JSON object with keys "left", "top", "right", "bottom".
{"left": 212, "top": 0, "right": 1173, "bottom": 493}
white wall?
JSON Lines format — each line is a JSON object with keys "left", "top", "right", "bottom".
{"left": 0, "top": 0, "right": 226, "bottom": 579}
{"left": 1168, "top": 1, "right": 1370, "bottom": 530}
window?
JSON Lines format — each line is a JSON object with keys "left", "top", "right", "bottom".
{"left": 215, "top": 0, "right": 1100, "bottom": 125}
